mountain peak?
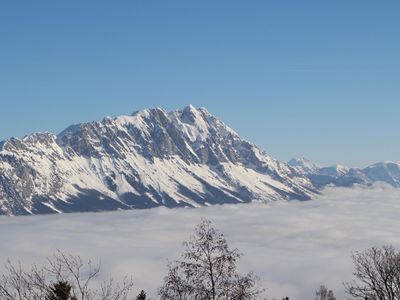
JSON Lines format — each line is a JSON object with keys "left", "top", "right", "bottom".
{"left": 183, "top": 104, "right": 197, "bottom": 112}
{"left": 23, "top": 132, "right": 56, "bottom": 142}
{"left": 0, "top": 105, "right": 317, "bottom": 215}
{"left": 288, "top": 157, "right": 321, "bottom": 174}
{"left": 367, "top": 161, "right": 397, "bottom": 168}
{"left": 288, "top": 157, "right": 317, "bottom": 166}
{"left": 179, "top": 104, "right": 204, "bottom": 123}
{"left": 132, "top": 106, "right": 166, "bottom": 117}
{"left": 3, "top": 105, "right": 398, "bottom": 216}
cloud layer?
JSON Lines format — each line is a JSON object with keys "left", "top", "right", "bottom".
{"left": 1, "top": 184, "right": 400, "bottom": 299}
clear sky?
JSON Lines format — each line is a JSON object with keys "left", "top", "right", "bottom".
{"left": 0, "top": 1, "right": 399, "bottom": 168}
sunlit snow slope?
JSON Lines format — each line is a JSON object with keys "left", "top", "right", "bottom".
{"left": 0, "top": 106, "right": 316, "bottom": 215}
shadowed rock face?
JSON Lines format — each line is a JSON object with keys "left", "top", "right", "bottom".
{"left": 0, "top": 106, "right": 318, "bottom": 216}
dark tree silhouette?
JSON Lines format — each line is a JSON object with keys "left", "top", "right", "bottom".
{"left": 136, "top": 289, "right": 147, "bottom": 300}
{"left": 46, "top": 281, "right": 76, "bottom": 300}
{"left": 315, "top": 285, "right": 336, "bottom": 300}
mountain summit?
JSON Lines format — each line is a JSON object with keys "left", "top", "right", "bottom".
{"left": 0, "top": 106, "right": 316, "bottom": 215}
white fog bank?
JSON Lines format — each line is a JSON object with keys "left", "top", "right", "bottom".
{"left": 1, "top": 184, "right": 400, "bottom": 299}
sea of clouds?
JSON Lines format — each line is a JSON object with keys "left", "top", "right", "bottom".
{"left": 1, "top": 184, "right": 400, "bottom": 299}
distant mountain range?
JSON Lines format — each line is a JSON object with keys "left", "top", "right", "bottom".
{"left": 288, "top": 158, "right": 400, "bottom": 188}
{"left": 0, "top": 105, "right": 398, "bottom": 216}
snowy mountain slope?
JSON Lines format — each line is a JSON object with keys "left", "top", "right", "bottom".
{"left": 0, "top": 105, "right": 316, "bottom": 216}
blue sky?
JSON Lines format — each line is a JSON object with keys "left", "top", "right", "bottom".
{"left": 0, "top": 1, "right": 399, "bottom": 167}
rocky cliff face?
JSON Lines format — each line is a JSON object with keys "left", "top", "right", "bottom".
{"left": 0, "top": 106, "right": 316, "bottom": 215}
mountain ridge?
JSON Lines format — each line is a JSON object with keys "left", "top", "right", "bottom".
{"left": 288, "top": 158, "right": 400, "bottom": 188}
{"left": 0, "top": 105, "right": 316, "bottom": 216}
{"left": 0, "top": 106, "right": 398, "bottom": 216}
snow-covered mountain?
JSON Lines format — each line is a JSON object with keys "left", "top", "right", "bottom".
{"left": 287, "top": 158, "right": 320, "bottom": 175}
{"left": 0, "top": 105, "right": 316, "bottom": 216}
{"left": 289, "top": 158, "right": 400, "bottom": 188}
{"left": 363, "top": 162, "right": 400, "bottom": 187}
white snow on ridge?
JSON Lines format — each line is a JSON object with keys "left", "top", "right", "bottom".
{"left": 0, "top": 106, "right": 316, "bottom": 215}
{"left": 1, "top": 105, "right": 398, "bottom": 216}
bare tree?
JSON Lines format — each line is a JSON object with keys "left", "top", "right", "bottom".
{"left": 315, "top": 285, "right": 336, "bottom": 300}
{"left": 0, "top": 251, "right": 134, "bottom": 300}
{"left": 45, "top": 251, "right": 101, "bottom": 300}
{"left": 99, "top": 276, "right": 134, "bottom": 300}
{"left": 0, "top": 260, "right": 51, "bottom": 300}
{"left": 344, "top": 245, "right": 400, "bottom": 300}
{"left": 158, "top": 219, "right": 264, "bottom": 300}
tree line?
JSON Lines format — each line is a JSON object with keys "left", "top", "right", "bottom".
{"left": 0, "top": 219, "right": 399, "bottom": 300}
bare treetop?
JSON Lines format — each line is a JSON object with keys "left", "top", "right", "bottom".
{"left": 159, "top": 219, "right": 264, "bottom": 300}
{"left": 0, "top": 251, "right": 134, "bottom": 300}
{"left": 344, "top": 245, "right": 400, "bottom": 300}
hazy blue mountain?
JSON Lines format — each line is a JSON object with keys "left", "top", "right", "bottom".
{"left": 289, "top": 158, "right": 399, "bottom": 188}
{"left": 363, "top": 162, "right": 400, "bottom": 187}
